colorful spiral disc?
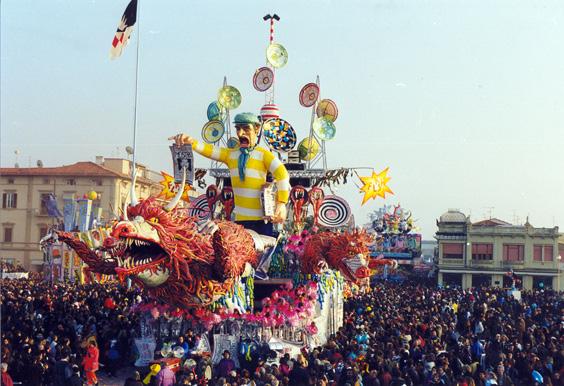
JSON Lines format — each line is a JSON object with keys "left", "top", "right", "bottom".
{"left": 312, "top": 117, "right": 336, "bottom": 141}
{"left": 218, "top": 85, "right": 242, "bottom": 110}
{"left": 201, "top": 120, "right": 225, "bottom": 143}
{"left": 253, "top": 67, "right": 275, "bottom": 92}
{"left": 266, "top": 43, "right": 288, "bottom": 68}
{"left": 262, "top": 118, "right": 297, "bottom": 152}
{"left": 316, "top": 99, "right": 338, "bottom": 122}
{"left": 299, "top": 83, "right": 320, "bottom": 108}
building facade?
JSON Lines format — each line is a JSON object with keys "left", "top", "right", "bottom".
{"left": 436, "top": 209, "right": 563, "bottom": 291}
{"left": 0, "top": 157, "right": 162, "bottom": 270}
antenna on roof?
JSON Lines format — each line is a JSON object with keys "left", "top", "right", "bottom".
{"left": 482, "top": 206, "right": 494, "bottom": 219}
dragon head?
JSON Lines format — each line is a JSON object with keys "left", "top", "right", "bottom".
{"left": 103, "top": 196, "right": 214, "bottom": 287}
{"left": 98, "top": 169, "right": 213, "bottom": 288}
{"left": 53, "top": 170, "right": 259, "bottom": 309}
{"left": 301, "top": 229, "right": 373, "bottom": 283}
{"left": 325, "top": 229, "right": 373, "bottom": 282}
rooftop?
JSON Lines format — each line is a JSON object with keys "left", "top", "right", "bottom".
{"left": 1, "top": 162, "right": 123, "bottom": 177}
{"left": 472, "top": 218, "right": 512, "bottom": 227}
{"left": 439, "top": 209, "right": 467, "bottom": 223}
{"left": 0, "top": 161, "right": 156, "bottom": 184}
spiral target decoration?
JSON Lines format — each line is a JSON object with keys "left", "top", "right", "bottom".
{"left": 317, "top": 195, "right": 351, "bottom": 227}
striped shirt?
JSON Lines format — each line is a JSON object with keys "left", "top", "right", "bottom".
{"left": 193, "top": 140, "right": 290, "bottom": 221}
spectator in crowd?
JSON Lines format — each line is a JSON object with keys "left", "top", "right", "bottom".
{"left": 155, "top": 362, "right": 176, "bottom": 386}
{"left": 124, "top": 370, "right": 144, "bottom": 386}
{"left": 1, "top": 362, "right": 14, "bottom": 386}
{"left": 82, "top": 339, "right": 100, "bottom": 385}
{"left": 216, "top": 350, "right": 235, "bottom": 379}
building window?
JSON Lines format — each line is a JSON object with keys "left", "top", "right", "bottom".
{"left": 39, "top": 193, "right": 51, "bottom": 216}
{"left": 92, "top": 179, "right": 103, "bottom": 186}
{"left": 471, "top": 243, "right": 493, "bottom": 260}
{"left": 63, "top": 192, "right": 76, "bottom": 200}
{"left": 66, "top": 179, "right": 76, "bottom": 185}
{"left": 533, "top": 245, "right": 543, "bottom": 261}
{"left": 2, "top": 192, "right": 17, "bottom": 209}
{"left": 543, "top": 245, "right": 553, "bottom": 261}
{"left": 3, "top": 227, "right": 13, "bottom": 242}
{"left": 503, "top": 244, "right": 524, "bottom": 262}
{"left": 443, "top": 243, "right": 464, "bottom": 259}
{"left": 39, "top": 225, "right": 49, "bottom": 240}
{"left": 7, "top": 178, "right": 14, "bottom": 184}
{"left": 42, "top": 178, "right": 51, "bottom": 184}
{"left": 534, "top": 245, "right": 554, "bottom": 262}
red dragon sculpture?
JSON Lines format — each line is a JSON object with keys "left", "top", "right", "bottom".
{"left": 300, "top": 229, "right": 397, "bottom": 283}
{"left": 52, "top": 173, "right": 260, "bottom": 309}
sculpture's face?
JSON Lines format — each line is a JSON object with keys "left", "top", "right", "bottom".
{"left": 235, "top": 123, "right": 260, "bottom": 148}
{"left": 102, "top": 198, "right": 189, "bottom": 287}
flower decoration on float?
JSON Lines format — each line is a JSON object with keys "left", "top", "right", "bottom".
{"left": 158, "top": 171, "right": 192, "bottom": 202}
{"left": 358, "top": 167, "right": 394, "bottom": 205}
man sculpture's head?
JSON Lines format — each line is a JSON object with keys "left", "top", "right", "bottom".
{"left": 234, "top": 112, "right": 261, "bottom": 149}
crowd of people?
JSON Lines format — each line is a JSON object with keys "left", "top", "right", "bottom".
{"left": 1, "top": 280, "right": 142, "bottom": 385}
{"left": 1, "top": 277, "right": 562, "bottom": 386}
{"left": 0, "top": 262, "right": 27, "bottom": 273}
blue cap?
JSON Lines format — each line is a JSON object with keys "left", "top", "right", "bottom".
{"left": 233, "top": 112, "right": 260, "bottom": 125}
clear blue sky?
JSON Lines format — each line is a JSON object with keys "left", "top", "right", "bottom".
{"left": 2, "top": 0, "right": 564, "bottom": 238}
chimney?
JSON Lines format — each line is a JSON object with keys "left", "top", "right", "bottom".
{"left": 95, "top": 156, "right": 104, "bottom": 165}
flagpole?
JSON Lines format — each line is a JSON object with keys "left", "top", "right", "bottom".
{"left": 131, "top": 0, "right": 141, "bottom": 178}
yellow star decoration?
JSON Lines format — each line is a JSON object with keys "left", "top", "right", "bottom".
{"left": 158, "top": 172, "right": 192, "bottom": 202}
{"left": 359, "top": 167, "right": 394, "bottom": 205}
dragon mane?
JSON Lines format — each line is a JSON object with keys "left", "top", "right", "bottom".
{"left": 301, "top": 229, "right": 372, "bottom": 280}
{"left": 128, "top": 197, "right": 215, "bottom": 281}
{"left": 126, "top": 197, "right": 256, "bottom": 307}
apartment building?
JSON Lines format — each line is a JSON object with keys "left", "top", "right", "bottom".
{"left": 436, "top": 209, "right": 563, "bottom": 291}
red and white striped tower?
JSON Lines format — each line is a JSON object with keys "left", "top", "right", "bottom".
{"left": 263, "top": 14, "right": 280, "bottom": 105}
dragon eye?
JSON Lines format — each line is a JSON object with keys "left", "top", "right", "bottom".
{"left": 148, "top": 217, "right": 159, "bottom": 224}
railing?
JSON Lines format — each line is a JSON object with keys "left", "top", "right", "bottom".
{"left": 468, "top": 259, "right": 494, "bottom": 267}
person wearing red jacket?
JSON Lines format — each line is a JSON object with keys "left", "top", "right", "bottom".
{"left": 82, "top": 340, "right": 100, "bottom": 385}
{"left": 1, "top": 363, "right": 13, "bottom": 386}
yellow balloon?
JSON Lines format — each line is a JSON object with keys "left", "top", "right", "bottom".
{"left": 87, "top": 191, "right": 98, "bottom": 200}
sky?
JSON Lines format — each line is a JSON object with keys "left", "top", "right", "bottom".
{"left": 2, "top": 0, "right": 564, "bottom": 239}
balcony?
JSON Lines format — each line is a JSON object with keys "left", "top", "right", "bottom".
{"left": 531, "top": 260, "right": 558, "bottom": 269}
{"left": 438, "top": 258, "right": 465, "bottom": 267}
{"left": 469, "top": 259, "right": 494, "bottom": 268}
{"left": 501, "top": 260, "right": 525, "bottom": 269}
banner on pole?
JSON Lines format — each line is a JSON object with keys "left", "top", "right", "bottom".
{"left": 77, "top": 199, "right": 93, "bottom": 232}
{"left": 63, "top": 198, "right": 77, "bottom": 231}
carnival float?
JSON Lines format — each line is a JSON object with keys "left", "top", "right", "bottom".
{"left": 41, "top": 11, "right": 401, "bottom": 371}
